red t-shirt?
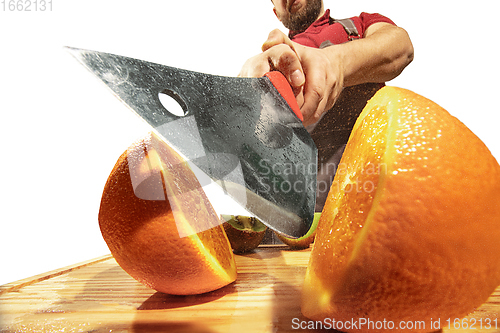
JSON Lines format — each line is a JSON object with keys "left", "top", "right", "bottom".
{"left": 290, "top": 10, "right": 396, "bottom": 48}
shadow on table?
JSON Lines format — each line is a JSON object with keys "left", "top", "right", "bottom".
{"left": 132, "top": 321, "right": 217, "bottom": 333}
{"left": 137, "top": 282, "right": 237, "bottom": 310}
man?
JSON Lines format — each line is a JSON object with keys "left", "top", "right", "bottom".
{"left": 240, "top": 0, "right": 413, "bottom": 211}
{"left": 240, "top": 0, "right": 413, "bottom": 126}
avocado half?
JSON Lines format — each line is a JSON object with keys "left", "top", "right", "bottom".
{"left": 274, "top": 212, "right": 321, "bottom": 249}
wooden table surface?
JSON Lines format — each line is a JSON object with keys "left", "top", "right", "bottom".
{"left": 1, "top": 246, "right": 499, "bottom": 332}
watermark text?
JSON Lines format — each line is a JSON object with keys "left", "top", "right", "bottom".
{"left": 291, "top": 317, "right": 498, "bottom": 331}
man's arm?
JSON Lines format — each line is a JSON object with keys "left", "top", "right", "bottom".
{"left": 239, "top": 23, "right": 414, "bottom": 126}
{"left": 337, "top": 22, "right": 414, "bottom": 87}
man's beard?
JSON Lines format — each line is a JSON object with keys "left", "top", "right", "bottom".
{"left": 281, "top": 0, "right": 323, "bottom": 32}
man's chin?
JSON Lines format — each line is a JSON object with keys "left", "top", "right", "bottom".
{"left": 283, "top": 0, "right": 322, "bottom": 31}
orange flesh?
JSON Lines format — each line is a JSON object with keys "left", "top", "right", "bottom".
{"left": 149, "top": 142, "right": 236, "bottom": 278}
{"left": 196, "top": 227, "right": 236, "bottom": 273}
{"left": 311, "top": 102, "right": 389, "bottom": 290}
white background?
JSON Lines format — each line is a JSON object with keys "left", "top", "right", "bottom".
{"left": 1, "top": 0, "right": 499, "bottom": 286}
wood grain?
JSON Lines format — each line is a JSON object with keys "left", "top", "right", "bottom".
{"left": 1, "top": 247, "right": 499, "bottom": 332}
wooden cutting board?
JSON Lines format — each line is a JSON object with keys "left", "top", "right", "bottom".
{"left": 1, "top": 246, "right": 499, "bottom": 332}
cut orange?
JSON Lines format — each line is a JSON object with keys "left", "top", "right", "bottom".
{"left": 302, "top": 86, "right": 500, "bottom": 331}
{"left": 98, "top": 132, "right": 236, "bottom": 295}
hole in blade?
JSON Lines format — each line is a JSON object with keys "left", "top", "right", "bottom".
{"left": 158, "top": 89, "right": 187, "bottom": 117}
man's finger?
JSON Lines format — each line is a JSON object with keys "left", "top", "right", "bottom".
{"left": 238, "top": 54, "right": 271, "bottom": 78}
{"left": 262, "top": 29, "right": 293, "bottom": 51}
{"left": 290, "top": 69, "right": 305, "bottom": 88}
{"left": 301, "top": 89, "right": 323, "bottom": 126}
{"left": 266, "top": 45, "right": 305, "bottom": 88}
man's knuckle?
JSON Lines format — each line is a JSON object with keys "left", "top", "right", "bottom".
{"left": 268, "top": 29, "right": 283, "bottom": 39}
{"left": 310, "top": 112, "right": 321, "bottom": 123}
{"left": 310, "top": 84, "right": 325, "bottom": 98}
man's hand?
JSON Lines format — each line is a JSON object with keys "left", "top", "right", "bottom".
{"left": 239, "top": 38, "right": 305, "bottom": 88}
{"left": 263, "top": 30, "right": 345, "bottom": 126}
{"left": 239, "top": 29, "right": 344, "bottom": 126}
{"left": 239, "top": 23, "right": 413, "bottom": 126}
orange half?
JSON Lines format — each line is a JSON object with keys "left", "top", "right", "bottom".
{"left": 99, "top": 133, "right": 236, "bottom": 295}
{"left": 302, "top": 87, "right": 500, "bottom": 331}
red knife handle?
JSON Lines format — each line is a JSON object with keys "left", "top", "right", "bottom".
{"left": 264, "top": 71, "right": 303, "bottom": 122}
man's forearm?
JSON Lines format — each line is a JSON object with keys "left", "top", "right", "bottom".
{"left": 330, "top": 23, "right": 414, "bottom": 87}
